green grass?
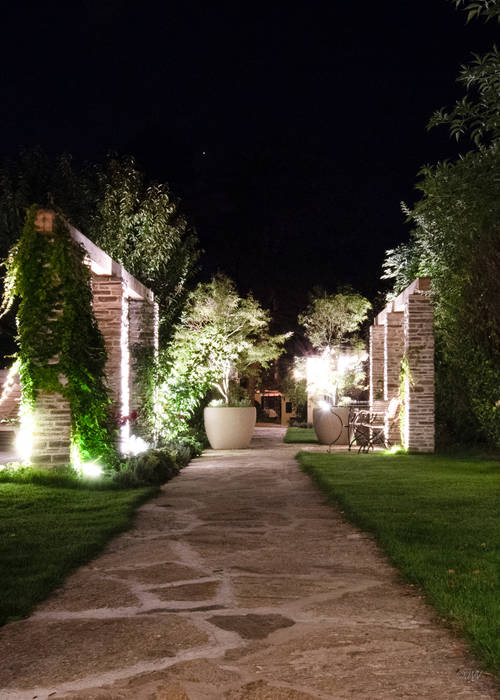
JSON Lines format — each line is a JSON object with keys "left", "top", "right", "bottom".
{"left": 284, "top": 427, "right": 318, "bottom": 444}
{"left": 297, "top": 450, "right": 500, "bottom": 675}
{"left": 0, "top": 483, "right": 156, "bottom": 624}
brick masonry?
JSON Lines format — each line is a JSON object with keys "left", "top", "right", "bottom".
{"left": 384, "top": 311, "right": 404, "bottom": 444}
{"left": 0, "top": 211, "right": 158, "bottom": 466}
{"left": 369, "top": 325, "right": 385, "bottom": 407}
{"left": 404, "top": 295, "right": 435, "bottom": 453}
{"left": 369, "top": 282, "right": 434, "bottom": 453}
{"left": 128, "top": 298, "right": 158, "bottom": 438}
{"left": 30, "top": 390, "right": 72, "bottom": 466}
{"left": 91, "top": 274, "right": 128, "bottom": 408}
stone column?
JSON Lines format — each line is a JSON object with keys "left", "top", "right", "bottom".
{"left": 27, "top": 210, "right": 72, "bottom": 467}
{"left": 30, "top": 391, "right": 72, "bottom": 466}
{"left": 404, "top": 294, "right": 435, "bottom": 453}
{"left": 369, "top": 324, "right": 385, "bottom": 412}
{"left": 384, "top": 311, "right": 404, "bottom": 444}
{"left": 128, "top": 298, "right": 158, "bottom": 438}
{"left": 91, "top": 274, "right": 129, "bottom": 448}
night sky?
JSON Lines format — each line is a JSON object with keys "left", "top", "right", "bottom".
{"left": 1, "top": 0, "right": 498, "bottom": 332}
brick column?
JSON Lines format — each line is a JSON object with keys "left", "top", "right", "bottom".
{"left": 384, "top": 311, "right": 404, "bottom": 444}
{"left": 369, "top": 325, "right": 385, "bottom": 412}
{"left": 31, "top": 391, "right": 72, "bottom": 466}
{"left": 404, "top": 294, "right": 434, "bottom": 453}
{"left": 91, "top": 274, "right": 129, "bottom": 448}
{"left": 128, "top": 299, "right": 158, "bottom": 437}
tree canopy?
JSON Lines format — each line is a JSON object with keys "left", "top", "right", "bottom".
{"left": 298, "top": 289, "right": 371, "bottom": 352}
{"left": 148, "top": 274, "right": 289, "bottom": 441}
{"left": 382, "top": 0, "right": 500, "bottom": 446}
{"left": 0, "top": 150, "right": 199, "bottom": 341}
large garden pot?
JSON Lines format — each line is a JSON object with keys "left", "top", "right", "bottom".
{"left": 204, "top": 406, "right": 256, "bottom": 449}
{"left": 313, "top": 406, "right": 350, "bottom": 445}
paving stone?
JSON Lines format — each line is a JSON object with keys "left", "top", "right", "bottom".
{"left": 0, "top": 427, "right": 497, "bottom": 700}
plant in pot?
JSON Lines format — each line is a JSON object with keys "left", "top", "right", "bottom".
{"left": 298, "top": 287, "right": 371, "bottom": 445}
{"left": 167, "top": 274, "right": 289, "bottom": 449}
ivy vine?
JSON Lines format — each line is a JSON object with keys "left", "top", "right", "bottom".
{"left": 1, "top": 205, "right": 117, "bottom": 465}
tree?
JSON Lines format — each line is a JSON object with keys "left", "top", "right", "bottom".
{"left": 149, "top": 275, "right": 289, "bottom": 440}
{"left": 0, "top": 150, "right": 200, "bottom": 342}
{"left": 298, "top": 289, "right": 371, "bottom": 406}
{"left": 173, "top": 275, "right": 289, "bottom": 404}
{"left": 382, "top": 0, "right": 500, "bottom": 446}
{"left": 87, "top": 156, "right": 199, "bottom": 340}
{"left": 298, "top": 288, "right": 371, "bottom": 351}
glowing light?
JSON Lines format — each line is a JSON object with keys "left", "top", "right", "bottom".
{"left": 387, "top": 444, "right": 404, "bottom": 455}
{"left": 15, "top": 408, "right": 34, "bottom": 463}
{"left": 318, "top": 400, "right": 332, "bottom": 412}
{"left": 81, "top": 461, "right": 102, "bottom": 478}
{"left": 0, "top": 360, "right": 20, "bottom": 408}
{"left": 120, "top": 299, "right": 130, "bottom": 452}
{"left": 125, "top": 434, "right": 149, "bottom": 456}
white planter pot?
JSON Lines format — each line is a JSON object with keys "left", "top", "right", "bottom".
{"left": 313, "top": 406, "right": 349, "bottom": 445}
{"left": 203, "top": 406, "right": 257, "bottom": 450}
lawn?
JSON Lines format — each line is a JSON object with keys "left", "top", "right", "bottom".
{"left": 284, "top": 426, "right": 318, "bottom": 444}
{"left": 0, "top": 483, "right": 156, "bottom": 625}
{"left": 297, "top": 450, "right": 500, "bottom": 675}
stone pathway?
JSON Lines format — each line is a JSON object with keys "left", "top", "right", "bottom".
{"left": 0, "top": 427, "right": 498, "bottom": 699}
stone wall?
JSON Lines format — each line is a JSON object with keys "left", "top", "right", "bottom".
{"left": 369, "top": 278, "right": 434, "bottom": 453}
{"left": 30, "top": 391, "right": 72, "bottom": 466}
{"left": 128, "top": 298, "right": 158, "bottom": 438}
{"left": 404, "top": 295, "right": 435, "bottom": 453}
{"left": 384, "top": 311, "right": 404, "bottom": 444}
{"left": 91, "top": 274, "right": 128, "bottom": 409}
{"left": 369, "top": 325, "right": 384, "bottom": 407}
{"left": 3, "top": 210, "right": 158, "bottom": 466}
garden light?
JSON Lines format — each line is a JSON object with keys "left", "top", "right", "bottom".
{"left": 81, "top": 461, "right": 102, "bottom": 478}
{"left": 15, "top": 409, "right": 34, "bottom": 463}
{"left": 318, "top": 399, "right": 332, "bottom": 412}
{"left": 125, "top": 434, "right": 149, "bottom": 456}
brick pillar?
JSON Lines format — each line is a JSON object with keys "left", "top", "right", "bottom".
{"left": 404, "top": 294, "right": 434, "bottom": 453}
{"left": 128, "top": 299, "right": 158, "bottom": 437}
{"left": 31, "top": 391, "right": 72, "bottom": 466}
{"left": 91, "top": 274, "right": 129, "bottom": 449}
{"left": 384, "top": 311, "right": 404, "bottom": 444}
{"left": 369, "top": 325, "right": 385, "bottom": 412}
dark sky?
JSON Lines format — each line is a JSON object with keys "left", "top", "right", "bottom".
{"left": 1, "top": 0, "right": 498, "bottom": 331}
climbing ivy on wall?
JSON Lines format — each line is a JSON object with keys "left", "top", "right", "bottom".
{"left": 1, "top": 206, "right": 116, "bottom": 465}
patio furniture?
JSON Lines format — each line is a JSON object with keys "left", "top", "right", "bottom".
{"left": 349, "top": 398, "right": 401, "bottom": 453}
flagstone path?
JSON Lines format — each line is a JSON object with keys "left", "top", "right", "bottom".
{"left": 0, "top": 427, "right": 498, "bottom": 699}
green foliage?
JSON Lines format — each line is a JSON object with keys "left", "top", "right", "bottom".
{"left": 0, "top": 482, "right": 155, "bottom": 624}
{"left": 298, "top": 288, "right": 371, "bottom": 351}
{"left": 453, "top": 0, "right": 500, "bottom": 24}
{"left": 429, "top": 46, "right": 500, "bottom": 146}
{"left": 87, "top": 155, "right": 200, "bottom": 340}
{"left": 0, "top": 150, "right": 200, "bottom": 342}
{"left": 112, "top": 448, "right": 178, "bottom": 488}
{"left": 0, "top": 149, "right": 94, "bottom": 260}
{"left": 284, "top": 426, "right": 318, "bottom": 444}
{"left": 112, "top": 438, "right": 200, "bottom": 488}
{"left": 298, "top": 450, "right": 500, "bottom": 674}
{"left": 0, "top": 465, "right": 112, "bottom": 490}
{"left": 145, "top": 274, "right": 288, "bottom": 441}
{"left": 1, "top": 207, "right": 116, "bottom": 464}
{"left": 383, "top": 6, "right": 500, "bottom": 447}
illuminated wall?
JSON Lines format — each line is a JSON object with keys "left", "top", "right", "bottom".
{"left": 370, "top": 278, "right": 434, "bottom": 453}
{"left": 0, "top": 210, "right": 158, "bottom": 466}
